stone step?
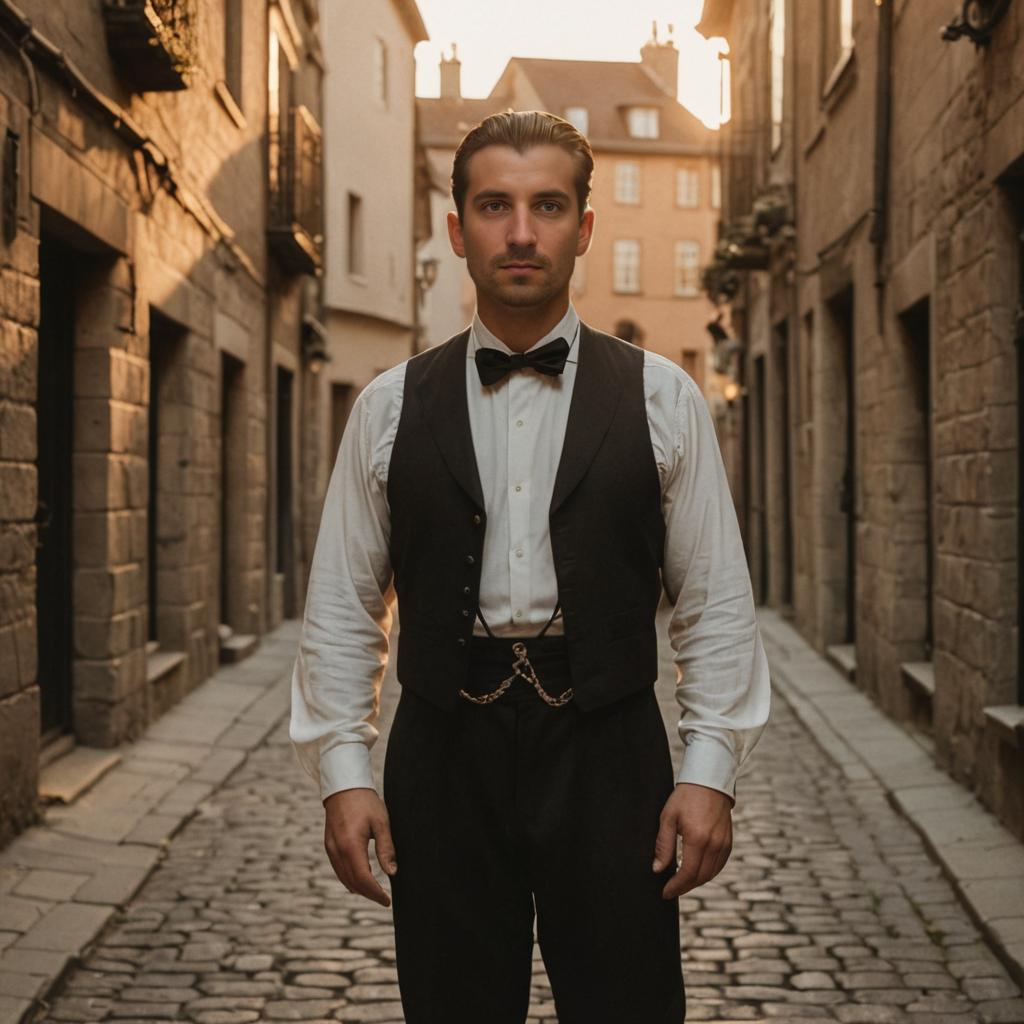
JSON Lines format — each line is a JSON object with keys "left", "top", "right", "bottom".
{"left": 219, "top": 633, "right": 258, "bottom": 664}
{"left": 38, "top": 746, "right": 122, "bottom": 805}
{"left": 825, "top": 642, "right": 857, "bottom": 681}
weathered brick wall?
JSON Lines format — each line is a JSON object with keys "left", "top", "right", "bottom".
{"left": 0, "top": 0, "right": 320, "bottom": 847}
{"left": 0, "top": 94, "right": 41, "bottom": 846}
{"left": 714, "top": 0, "right": 1024, "bottom": 836}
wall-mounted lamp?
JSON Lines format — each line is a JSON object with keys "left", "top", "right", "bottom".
{"left": 301, "top": 314, "right": 331, "bottom": 375}
{"left": 941, "top": 0, "right": 1012, "bottom": 45}
{"left": 723, "top": 381, "right": 744, "bottom": 405}
{"left": 419, "top": 256, "right": 439, "bottom": 290}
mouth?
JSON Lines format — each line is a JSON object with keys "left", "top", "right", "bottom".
{"left": 501, "top": 263, "right": 542, "bottom": 272}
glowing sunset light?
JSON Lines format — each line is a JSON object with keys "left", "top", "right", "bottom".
{"left": 413, "top": 0, "right": 729, "bottom": 129}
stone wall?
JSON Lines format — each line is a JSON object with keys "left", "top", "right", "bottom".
{"left": 707, "top": 0, "right": 1024, "bottom": 837}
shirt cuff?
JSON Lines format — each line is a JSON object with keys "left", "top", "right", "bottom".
{"left": 675, "top": 732, "right": 739, "bottom": 803}
{"left": 319, "top": 742, "right": 377, "bottom": 802}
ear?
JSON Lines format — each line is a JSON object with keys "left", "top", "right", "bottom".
{"left": 576, "top": 208, "right": 595, "bottom": 257}
{"left": 447, "top": 211, "right": 466, "bottom": 259}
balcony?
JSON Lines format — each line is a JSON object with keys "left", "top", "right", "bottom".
{"left": 268, "top": 105, "right": 324, "bottom": 276}
{"left": 102, "top": 0, "right": 197, "bottom": 92}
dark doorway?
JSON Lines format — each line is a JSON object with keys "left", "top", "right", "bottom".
{"left": 276, "top": 366, "right": 296, "bottom": 618}
{"left": 900, "top": 298, "right": 933, "bottom": 659}
{"left": 147, "top": 310, "right": 186, "bottom": 646}
{"left": 330, "top": 382, "right": 355, "bottom": 469}
{"left": 774, "top": 323, "right": 794, "bottom": 608}
{"left": 220, "top": 353, "right": 245, "bottom": 629}
{"left": 749, "top": 353, "right": 769, "bottom": 604}
{"left": 36, "top": 238, "right": 76, "bottom": 740}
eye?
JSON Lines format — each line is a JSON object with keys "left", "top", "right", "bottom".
{"left": 482, "top": 200, "right": 507, "bottom": 213}
{"left": 537, "top": 201, "right": 562, "bottom": 213}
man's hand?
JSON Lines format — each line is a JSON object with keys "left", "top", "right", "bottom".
{"left": 323, "top": 788, "right": 397, "bottom": 908}
{"left": 652, "top": 782, "right": 733, "bottom": 899}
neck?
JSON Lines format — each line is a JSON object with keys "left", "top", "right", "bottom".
{"left": 475, "top": 292, "right": 571, "bottom": 353}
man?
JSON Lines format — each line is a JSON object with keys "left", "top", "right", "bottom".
{"left": 290, "top": 110, "right": 770, "bottom": 1023}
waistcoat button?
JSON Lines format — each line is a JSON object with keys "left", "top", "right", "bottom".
{"left": 465, "top": 555, "right": 475, "bottom": 565}
{"left": 472, "top": 514, "right": 482, "bottom": 525}
{"left": 463, "top": 586, "right": 472, "bottom": 595}
{"left": 461, "top": 609, "right": 470, "bottom": 617}
{"left": 457, "top": 637, "right": 467, "bottom": 647}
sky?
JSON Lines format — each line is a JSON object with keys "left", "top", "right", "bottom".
{"left": 412, "top": 0, "right": 728, "bottom": 129}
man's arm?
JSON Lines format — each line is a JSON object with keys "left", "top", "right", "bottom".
{"left": 652, "top": 371, "right": 771, "bottom": 897}
{"left": 289, "top": 378, "right": 400, "bottom": 906}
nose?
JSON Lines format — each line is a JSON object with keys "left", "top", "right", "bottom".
{"left": 506, "top": 204, "right": 537, "bottom": 250}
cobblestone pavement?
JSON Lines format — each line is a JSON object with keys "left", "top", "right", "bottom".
{"left": 36, "top": 662, "right": 1024, "bottom": 1024}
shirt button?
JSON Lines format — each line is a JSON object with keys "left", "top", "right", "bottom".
{"left": 514, "top": 609, "right": 523, "bottom": 619}
{"left": 515, "top": 549, "right": 523, "bottom": 558}
{"left": 465, "top": 555, "right": 475, "bottom": 565}
{"left": 514, "top": 484, "right": 522, "bottom": 493}
{"left": 516, "top": 419, "right": 524, "bottom": 428}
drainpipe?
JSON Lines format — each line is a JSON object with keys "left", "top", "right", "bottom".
{"left": 869, "top": 0, "right": 894, "bottom": 330}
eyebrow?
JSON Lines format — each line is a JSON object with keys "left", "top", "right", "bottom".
{"left": 472, "top": 189, "right": 572, "bottom": 204}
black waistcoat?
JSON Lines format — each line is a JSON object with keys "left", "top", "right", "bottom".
{"left": 386, "top": 322, "right": 666, "bottom": 712}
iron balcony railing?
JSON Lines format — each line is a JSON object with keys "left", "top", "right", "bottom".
{"left": 269, "top": 104, "right": 324, "bottom": 276}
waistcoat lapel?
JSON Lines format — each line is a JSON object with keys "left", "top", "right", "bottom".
{"left": 410, "top": 328, "right": 485, "bottom": 511}
{"left": 550, "top": 323, "right": 626, "bottom": 515}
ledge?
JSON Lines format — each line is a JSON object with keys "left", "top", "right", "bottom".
{"left": 901, "top": 661, "right": 936, "bottom": 699}
{"left": 214, "top": 80, "right": 247, "bottom": 130}
{"left": 146, "top": 649, "right": 186, "bottom": 687}
{"left": 826, "top": 643, "right": 857, "bottom": 681}
{"left": 984, "top": 705, "right": 1024, "bottom": 749}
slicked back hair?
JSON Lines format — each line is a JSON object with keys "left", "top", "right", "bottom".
{"left": 451, "top": 110, "right": 594, "bottom": 222}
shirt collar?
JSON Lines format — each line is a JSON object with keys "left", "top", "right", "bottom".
{"left": 469, "top": 304, "right": 580, "bottom": 365}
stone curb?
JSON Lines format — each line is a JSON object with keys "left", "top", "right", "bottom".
{"left": 758, "top": 608, "right": 1024, "bottom": 990}
{"left": 0, "top": 621, "right": 302, "bottom": 1024}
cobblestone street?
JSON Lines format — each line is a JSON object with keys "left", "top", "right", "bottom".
{"left": 26, "top": 616, "right": 1022, "bottom": 1024}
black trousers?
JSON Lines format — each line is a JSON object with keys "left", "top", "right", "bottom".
{"left": 383, "top": 636, "right": 685, "bottom": 1024}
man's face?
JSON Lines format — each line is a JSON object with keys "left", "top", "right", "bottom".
{"left": 447, "top": 144, "right": 594, "bottom": 310}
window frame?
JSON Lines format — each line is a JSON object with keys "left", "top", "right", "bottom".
{"left": 674, "top": 240, "right": 701, "bottom": 298}
{"left": 615, "top": 161, "right": 641, "bottom": 205}
{"left": 612, "top": 239, "right": 642, "bottom": 295}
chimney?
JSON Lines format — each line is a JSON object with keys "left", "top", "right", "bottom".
{"left": 440, "top": 43, "right": 461, "bottom": 100}
{"left": 640, "top": 21, "right": 679, "bottom": 98}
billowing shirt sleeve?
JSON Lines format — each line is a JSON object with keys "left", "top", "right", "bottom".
{"left": 288, "top": 370, "right": 402, "bottom": 801}
{"left": 647, "top": 358, "right": 771, "bottom": 802}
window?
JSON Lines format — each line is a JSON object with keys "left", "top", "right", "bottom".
{"left": 268, "top": 27, "right": 293, "bottom": 197}
{"left": 770, "top": 0, "right": 785, "bottom": 151}
{"left": 375, "top": 38, "right": 388, "bottom": 105}
{"left": 674, "top": 241, "right": 700, "bottom": 297}
{"left": 823, "top": 0, "right": 854, "bottom": 91}
{"left": 711, "top": 164, "right": 722, "bottom": 209}
{"left": 348, "top": 193, "right": 364, "bottom": 276}
{"left": 627, "top": 107, "right": 659, "bottom": 139}
{"left": 224, "top": 0, "right": 243, "bottom": 104}
{"left": 615, "top": 162, "right": 641, "bottom": 204}
{"left": 676, "top": 167, "right": 699, "bottom": 208}
{"left": 613, "top": 240, "right": 641, "bottom": 294}
{"left": 565, "top": 106, "right": 589, "bottom": 135}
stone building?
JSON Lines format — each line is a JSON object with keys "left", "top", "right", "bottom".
{"left": 317, "top": 0, "right": 428, "bottom": 466}
{"left": 416, "top": 28, "right": 723, "bottom": 393}
{"left": 0, "top": 0, "right": 325, "bottom": 848}
{"left": 699, "top": 0, "right": 1024, "bottom": 837}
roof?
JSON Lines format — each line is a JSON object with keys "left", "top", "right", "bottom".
{"left": 395, "top": 0, "right": 429, "bottom": 44}
{"left": 494, "top": 57, "right": 714, "bottom": 153}
{"left": 416, "top": 55, "right": 715, "bottom": 157}
{"left": 417, "top": 96, "right": 510, "bottom": 149}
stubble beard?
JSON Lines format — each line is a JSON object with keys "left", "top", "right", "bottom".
{"left": 468, "top": 252, "right": 572, "bottom": 311}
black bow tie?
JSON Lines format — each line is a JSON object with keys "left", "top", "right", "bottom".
{"left": 474, "top": 337, "right": 571, "bottom": 387}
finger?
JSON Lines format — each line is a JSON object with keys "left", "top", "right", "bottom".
{"left": 372, "top": 816, "right": 398, "bottom": 877}
{"left": 662, "top": 833, "right": 705, "bottom": 899}
{"left": 652, "top": 812, "right": 679, "bottom": 873}
{"left": 342, "top": 841, "right": 392, "bottom": 907}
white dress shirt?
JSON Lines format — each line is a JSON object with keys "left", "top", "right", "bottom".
{"left": 290, "top": 304, "right": 770, "bottom": 803}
